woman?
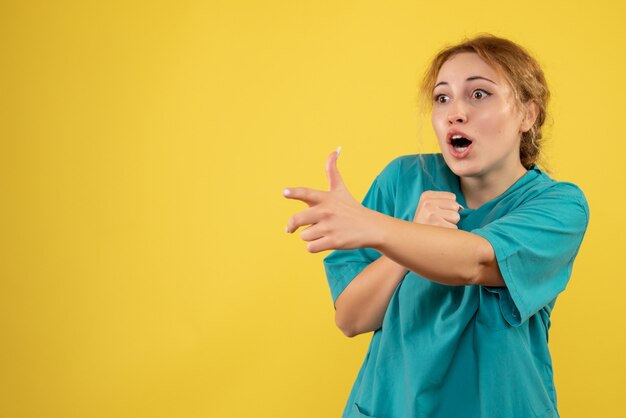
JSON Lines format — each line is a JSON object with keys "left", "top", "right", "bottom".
{"left": 283, "top": 34, "right": 589, "bottom": 418}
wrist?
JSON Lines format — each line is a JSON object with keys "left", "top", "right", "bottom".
{"left": 364, "top": 210, "right": 412, "bottom": 274}
{"left": 364, "top": 209, "right": 391, "bottom": 250}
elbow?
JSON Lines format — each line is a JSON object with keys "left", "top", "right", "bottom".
{"left": 335, "top": 306, "right": 373, "bottom": 337}
{"left": 335, "top": 313, "right": 359, "bottom": 338}
{"left": 467, "top": 237, "right": 502, "bottom": 287}
{"left": 334, "top": 294, "right": 380, "bottom": 337}
{"left": 339, "top": 327, "right": 359, "bottom": 338}
{"left": 335, "top": 313, "right": 380, "bottom": 337}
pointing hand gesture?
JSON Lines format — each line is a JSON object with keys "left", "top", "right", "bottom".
{"left": 283, "top": 148, "right": 379, "bottom": 253}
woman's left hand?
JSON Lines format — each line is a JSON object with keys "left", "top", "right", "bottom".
{"left": 283, "top": 149, "right": 379, "bottom": 253}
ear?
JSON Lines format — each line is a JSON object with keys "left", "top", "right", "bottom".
{"left": 520, "top": 101, "right": 539, "bottom": 133}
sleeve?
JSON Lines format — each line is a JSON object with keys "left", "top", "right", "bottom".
{"left": 471, "top": 182, "right": 590, "bottom": 327}
{"left": 322, "top": 159, "right": 400, "bottom": 305}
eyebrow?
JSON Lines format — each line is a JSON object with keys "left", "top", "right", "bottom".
{"left": 434, "top": 76, "right": 497, "bottom": 89}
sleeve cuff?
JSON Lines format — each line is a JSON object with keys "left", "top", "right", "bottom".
{"left": 324, "top": 261, "right": 372, "bottom": 305}
{"left": 473, "top": 229, "right": 528, "bottom": 327}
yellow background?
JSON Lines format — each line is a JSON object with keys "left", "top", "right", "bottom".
{"left": 2, "top": 1, "right": 624, "bottom": 417}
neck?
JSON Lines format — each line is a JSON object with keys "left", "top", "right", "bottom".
{"left": 460, "top": 164, "right": 528, "bottom": 209}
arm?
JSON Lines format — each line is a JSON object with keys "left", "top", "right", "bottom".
{"left": 331, "top": 210, "right": 503, "bottom": 337}
{"left": 333, "top": 191, "right": 468, "bottom": 337}
{"left": 334, "top": 255, "right": 408, "bottom": 337}
{"left": 284, "top": 150, "right": 504, "bottom": 288}
{"left": 369, "top": 211, "right": 504, "bottom": 287}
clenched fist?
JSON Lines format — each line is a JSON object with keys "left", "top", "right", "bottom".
{"left": 413, "top": 191, "right": 463, "bottom": 229}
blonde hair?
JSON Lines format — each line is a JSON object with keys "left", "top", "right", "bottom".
{"left": 419, "top": 34, "right": 550, "bottom": 169}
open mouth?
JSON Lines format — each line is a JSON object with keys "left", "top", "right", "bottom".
{"left": 450, "top": 135, "right": 473, "bottom": 152}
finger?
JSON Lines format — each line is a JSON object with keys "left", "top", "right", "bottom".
{"left": 423, "top": 216, "right": 459, "bottom": 229}
{"left": 283, "top": 187, "right": 326, "bottom": 206}
{"left": 439, "top": 209, "right": 461, "bottom": 224}
{"left": 420, "top": 190, "right": 457, "bottom": 201}
{"left": 325, "top": 147, "right": 346, "bottom": 192}
{"left": 306, "top": 236, "right": 335, "bottom": 253}
{"left": 439, "top": 221, "right": 459, "bottom": 229}
{"left": 437, "top": 199, "right": 464, "bottom": 211}
{"left": 419, "top": 198, "right": 462, "bottom": 212}
{"left": 300, "top": 223, "right": 325, "bottom": 242}
{"left": 286, "top": 207, "right": 321, "bottom": 234}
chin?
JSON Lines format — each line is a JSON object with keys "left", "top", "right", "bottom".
{"left": 449, "top": 167, "right": 482, "bottom": 179}
{"left": 440, "top": 153, "right": 481, "bottom": 178}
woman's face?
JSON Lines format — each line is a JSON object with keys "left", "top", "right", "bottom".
{"left": 431, "top": 52, "right": 531, "bottom": 181}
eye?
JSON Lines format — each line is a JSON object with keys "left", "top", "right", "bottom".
{"left": 472, "top": 89, "right": 491, "bottom": 100}
{"left": 434, "top": 94, "right": 449, "bottom": 104}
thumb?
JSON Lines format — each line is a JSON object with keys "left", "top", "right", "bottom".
{"left": 326, "top": 146, "right": 346, "bottom": 191}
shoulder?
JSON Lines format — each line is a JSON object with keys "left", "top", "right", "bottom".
{"left": 517, "top": 170, "right": 590, "bottom": 226}
{"left": 374, "top": 153, "right": 457, "bottom": 200}
{"left": 535, "top": 171, "right": 588, "bottom": 209}
{"left": 377, "top": 153, "right": 446, "bottom": 181}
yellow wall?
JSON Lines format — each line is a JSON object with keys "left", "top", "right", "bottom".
{"left": 2, "top": 1, "right": 624, "bottom": 416}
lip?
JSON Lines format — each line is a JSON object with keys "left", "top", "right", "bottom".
{"left": 448, "top": 141, "right": 473, "bottom": 159}
{"left": 446, "top": 129, "right": 474, "bottom": 144}
{"left": 446, "top": 129, "right": 474, "bottom": 159}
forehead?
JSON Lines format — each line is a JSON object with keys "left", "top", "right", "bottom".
{"left": 435, "top": 52, "right": 502, "bottom": 84}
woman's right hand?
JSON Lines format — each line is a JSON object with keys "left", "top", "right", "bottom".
{"left": 413, "top": 191, "right": 463, "bottom": 229}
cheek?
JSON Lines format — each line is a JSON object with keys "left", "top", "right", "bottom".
{"left": 476, "top": 107, "right": 517, "bottom": 136}
{"left": 431, "top": 111, "right": 447, "bottom": 140}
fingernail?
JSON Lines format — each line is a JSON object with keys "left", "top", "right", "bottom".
{"left": 283, "top": 188, "right": 291, "bottom": 196}
{"left": 285, "top": 225, "right": 290, "bottom": 233}
{"left": 458, "top": 204, "right": 465, "bottom": 210}
{"left": 337, "top": 146, "right": 341, "bottom": 158}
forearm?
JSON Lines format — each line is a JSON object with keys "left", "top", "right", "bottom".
{"left": 334, "top": 255, "right": 408, "bottom": 337}
{"left": 368, "top": 210, "right": 500, "bottom": 286}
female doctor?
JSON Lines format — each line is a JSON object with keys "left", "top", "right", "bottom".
{"left": 283, "top": 34, "right": 589, "bottom": 418}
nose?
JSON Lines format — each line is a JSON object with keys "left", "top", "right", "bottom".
{"left": 447, "top": 100, "right": 467, "bottom": 124}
